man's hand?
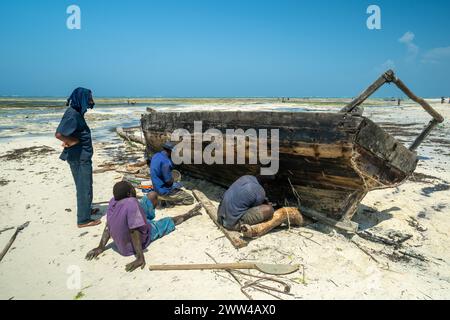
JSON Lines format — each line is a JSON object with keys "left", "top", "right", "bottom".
{"left": 125, "top": 257, "right": 146, "bottom": 272}
{"left": 56, "top": 132, "right": 79, "bottom": 148}
{"left": 85, "top": 247, "right": 104, "bottom": 261}
{"left": 62, "top": 138, "right": 79, "bottom": 148}
{"left": 127, "top": 229, "right": 145, "bottom": 272}
{"left": 85, "top": 227, "right": 110, "bottom": 261}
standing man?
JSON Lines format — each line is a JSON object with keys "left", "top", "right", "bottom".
{"left": 55, "top": 87, "right": 101, "bottom": 228}
{"left": 150, "top": 141, "right": 194, "bottom": 206}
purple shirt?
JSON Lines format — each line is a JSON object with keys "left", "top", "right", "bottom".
{"left": 106, "top": 197, "right": 152, "bottom": 257}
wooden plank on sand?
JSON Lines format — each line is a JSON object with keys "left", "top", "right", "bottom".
{"left": 192, "top": 190, "right": 248, "bottom": 249}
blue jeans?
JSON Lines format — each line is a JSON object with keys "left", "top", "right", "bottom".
{"left": 68, "top": 159, "right": 93, "bottom": 224}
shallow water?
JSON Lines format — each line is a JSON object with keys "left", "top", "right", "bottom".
{"left": 0, "top": 103, "right": 143, "bottom": 142}
{"left": 0, "top": 98, "right": 342, "bottom": 142}
{"left": 0, "top": 98, "right": 443, "bottom": 148}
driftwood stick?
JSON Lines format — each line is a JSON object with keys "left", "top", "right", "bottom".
{"left": 205, "top": 252, "right": 252, "bottom": 300}
{"left": 93, "top": 166, "right": 118, "bottom": 174}
{"left": 245, "top": 278, "right": 293, "bottom": 297}
{"left": 116, "top": 127, "right": 146, "bottom": 145}
{"left": 357, "top": 231, "right": 397, "bottom": 246}
{"left": 192, "top": 190, "right": 248, "bottom": 249}
{"left": 398, "top": 250, "right": 428, "bottom": 262}
{"left": 350, "top": 239, "right": 379, "bottom": 263}
{"left": 126, "top": 161, "right": 147, "bottom": 169}
{"left": 241, "top": 280, "right": 284, "bottom": 300}
{"left": 115, "top": 170, "right": 140, "bottom": 175}
{"left": 0, "top": 222, "right": 30, "bottom": 262}
{"left": 357, "top": 230, "right": 412, "bottom": 248}
{"left": 0, "top": 227, "right": 14, "bottom": 235}
{"left": 235, "top": 270, "right": 292, "bottom": 294}
{"left": 205, "top": 252, "right": 291, "bottom": 300}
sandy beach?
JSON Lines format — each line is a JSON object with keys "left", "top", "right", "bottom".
{"left": 0, "top": 99, "right": 449, "bottom": 300}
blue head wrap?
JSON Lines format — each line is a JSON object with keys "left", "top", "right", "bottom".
{"left": 67, "top": 87, "right": 95, "bottom": 115}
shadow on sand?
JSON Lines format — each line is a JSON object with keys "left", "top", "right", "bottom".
{"left": 352, "top": 205, "right": 399, "bottom": 231}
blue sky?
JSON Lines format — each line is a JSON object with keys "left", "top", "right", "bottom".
{"left": 0, "top": 0, "right": 449, "bottom": 97}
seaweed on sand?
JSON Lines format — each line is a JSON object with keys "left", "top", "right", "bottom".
{"left": 0, "top": 146, "right": 56, "bottom": 161}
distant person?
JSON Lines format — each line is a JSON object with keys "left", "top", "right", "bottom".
{"left": 218, "top": 175, "right": 274, "bottom": 231}
{"left": 150, "top": 141, "right": 195, "bottom": 206}
{"left": 85, "top": 182, "right": 201, "bottom": 272}
{"left": 397, "top": 98, "right": 401, "bottom": 106}
{"left": 55, "top": 88, "right": 100, "bottom": 228}
{"left": 441, "top": 97, "right": 445, "bottom": 104}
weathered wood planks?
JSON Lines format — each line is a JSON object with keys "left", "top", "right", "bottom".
{"left": 141, "top": 110, "right": 418, "bottom": 229}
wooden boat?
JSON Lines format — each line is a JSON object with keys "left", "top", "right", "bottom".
{"left": 140, "top": 70, "right": 444, "bottom": 232}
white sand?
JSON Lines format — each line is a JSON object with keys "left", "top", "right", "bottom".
{"left": 0, "top": 103, "right": 449, "bottom": 300}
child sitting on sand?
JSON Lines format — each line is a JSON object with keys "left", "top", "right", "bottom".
{"left": 85, "top": 181, "right": 201, "bottom": 272}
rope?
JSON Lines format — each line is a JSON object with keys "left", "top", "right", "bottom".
{"left": 285, "top": 177, "right": 305, "bottom": 230}
{"left": 287, "top": 177, "right": 301, "bottom": 208}
{"left": 283, "top": 199, "right": 291, "bottom": 231}
{"left": 350, "top": 152, "right": 391, "bottom": 191}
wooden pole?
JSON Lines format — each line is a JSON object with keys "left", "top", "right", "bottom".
{"left": 341, "top": 71, "right": 391, "bottom": 114}
{"left": 409, "top": 119, "right": 439, "bottom": 151}
{"left": 116, "top": 127, "right": 145, "bottom": 145}
{"left": 342, "top": 69, "right": 444, "bottom": 151}
{"left": 392, "top": 77, "right": 444, "bottom": 123}
{"left": 149, "top": 262, "right": 256, "bottom": 271}
{"left": 192, "top": 190, "right": 248, "bottom": 249}
{"left": 148, "top": 262, "right": 299, "bottom": 275}
{"left": 0, "top": 222, "right": 30, "bottom": 262}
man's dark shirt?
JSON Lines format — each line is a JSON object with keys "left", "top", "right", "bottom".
{"left": 56, "top": 107, "right": 93, "bottom": 161}
{"left": 218, "top": 175, "right": 266, "bottom": 228}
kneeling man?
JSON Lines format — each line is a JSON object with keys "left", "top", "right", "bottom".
{"left": 218, "top": 175, "right": 274, "bottom": 231}
{"left": 86, "top": 181, "right": 201, "bottom": 272}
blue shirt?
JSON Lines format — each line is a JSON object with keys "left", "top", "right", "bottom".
{"left": 139, "top": 196, "right": 176, "bottom": 241}
{"left": 139, "top": 196, "right": 156, "bottom": 222}
{"left": 218, "top": 175, "right": 266, "bottom": 228}
{"left": 150, "top": 151, "right": 174, "bottom": 195}
{"left": 56, "top": 107, "right": 93, "bottom": 161}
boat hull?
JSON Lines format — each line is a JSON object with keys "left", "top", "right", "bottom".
{"left": 141, "top": 110, "right": 417, "bottom": 229}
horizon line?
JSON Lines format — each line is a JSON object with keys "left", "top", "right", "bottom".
{"left": 0, "top": 95, "right": 442, "bottom": 100}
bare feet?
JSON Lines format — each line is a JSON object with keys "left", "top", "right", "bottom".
{"left": 189, "top": 204, "right": 202, "bottom": 213}
{"left": 78, "top": 219, "right": 101, "bottom": 228}
{"left": 172, "top": 204, "right": 202, "bottom": 225}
